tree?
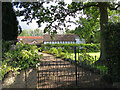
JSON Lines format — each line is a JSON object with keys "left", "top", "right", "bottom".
{"left": 65, "top": 3, "right": 119, "bottom": 44}
{"left": 66, "top": 28, "right": 100, "bottom": 43}
{"left": 2, "top": 2, "right": 21, "bottom": 41}
{"left": 19, "top": 29, "right": 30, "bottom": 36}
{"left": 13, "top": 1, "right": 120, "bottom": 68}
{"left": 20, "top": 29, "right": 43, "bottom": 36}
{"left": 28, "top": 29, "right": 34, "bottom": 36}
{"left": 34, "top": 28, "right": 43, "bottom": 36}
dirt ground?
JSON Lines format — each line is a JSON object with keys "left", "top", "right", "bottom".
{"left": 2, "top": 52, "right": 118, "bottom": 88}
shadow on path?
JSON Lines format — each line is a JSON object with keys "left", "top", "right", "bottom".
{"left": 2, "top": 52, "right": 117, "bottom": 89}
{"left": 37, "top": 53, "right": 116, "bottom": 88}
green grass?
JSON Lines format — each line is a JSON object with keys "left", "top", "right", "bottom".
{"left": 66, "top": 52, "right": 107, "bottom": 73}
{"left": 86, "top": 52, "right": 100, "bottom": 57}
{"left": 69, "top": 52, "right": 100, "bottom": 61}
{"left": 46, "top": 50, "right": 107, "bottom": 73}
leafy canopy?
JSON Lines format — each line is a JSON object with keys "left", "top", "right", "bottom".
{"left": 13, "top": 1, "right": 120, "bottom": 36}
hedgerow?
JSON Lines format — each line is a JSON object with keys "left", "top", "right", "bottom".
{"left": 41, "top": 43, "right": 100, "bottom": 52}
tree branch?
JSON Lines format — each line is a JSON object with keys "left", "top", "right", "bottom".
{"left": 108, "top": 5, "right": 120, "bottom": 10}
{"left": 79, "top": 4, "right": 99, "bottom": 10}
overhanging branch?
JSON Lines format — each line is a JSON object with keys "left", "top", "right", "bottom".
{"left": 79, "top": 4, "right": 99, "bottom": 10}
{"left": 108, "top": 5, "right": 120, "bottom": 10}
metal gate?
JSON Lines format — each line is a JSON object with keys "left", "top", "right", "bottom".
{"left": 37, "top": 47, "right": 101, "bottom": 88}
{"left": 37, "top": 56, "right": 77, "bottom": 88}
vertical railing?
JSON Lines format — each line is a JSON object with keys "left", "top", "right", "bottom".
{"left": 74, "top": 46, "right": 77, "bottom": 86}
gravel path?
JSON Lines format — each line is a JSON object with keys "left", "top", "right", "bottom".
{"left": 2, "top": 52, "right": 116, "bottom": 88}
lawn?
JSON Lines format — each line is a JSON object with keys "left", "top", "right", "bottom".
{"left": 69, "top": 52, "right": 100, "bottom": 61}
{"left": 67, "top": 52, "right": 107, "bottom": 73}
{"left": 44, "top": 48, "right": 107, "bottom": 73}
{"left": 86, "top": 52, "right": 100, "bottom": 57}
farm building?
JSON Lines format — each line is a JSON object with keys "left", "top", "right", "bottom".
{"left": 43, "top": 34, "right": 85, "bottom": 44}
{"left": 17, "top": 36, "right": 43, "bottom": 45}
{"left": 17, "top": 34, "right": 85, "bottom": 45}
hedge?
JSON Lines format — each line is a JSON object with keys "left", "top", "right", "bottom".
{"left": 41, "top": 43, "right": 100, "bottom": 52}
{"left": 103, "top": 22, "right": 120, "bottom": 82}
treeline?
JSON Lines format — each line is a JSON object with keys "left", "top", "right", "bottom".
{"left": 19, "top": 28, "right": 43, "bottom": 36}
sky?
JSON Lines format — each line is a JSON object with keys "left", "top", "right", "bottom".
{"left": 13, "top": 0, "right": 120, "bottom": 32}
{"left": 14, "top": 0, "right": 83, "bottom": 34}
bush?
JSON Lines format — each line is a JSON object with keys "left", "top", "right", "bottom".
{"left": 2, "top": 40, "right": 17, "bottom": 58}
{"left": 49, "top": 47, "right": 58, "bottom": 55}
{"left": 104, "top": 22, "right": 120, "bottom": 82}
{"left": 59, "top": 52, "right": 65, "bottom": 57}
{"left": 78, "top": 53, "right": 95, "bottom": 65}
{"left": 41, "top": 43, "right": 100, "bottom": 53}
{"left": 1, "top": 41, "right": 43, "bottom": 80}
{"left": 0, "top": 60, "right": 20, "bottom": 80}
{"left": 58, "top": 47, "right": 63, "bottom": 54}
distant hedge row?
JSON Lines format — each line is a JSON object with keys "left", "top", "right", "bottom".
{"left": 41, "top": 43, "right": 100, "bottom": 52}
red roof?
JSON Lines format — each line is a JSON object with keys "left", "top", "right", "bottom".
{"left": 17, "top": 36, "right": 43, "bottom": 39}
{"left": 43, "top": 34, "right": 78, "bottom": 42}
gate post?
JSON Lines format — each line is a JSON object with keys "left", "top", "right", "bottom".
{"left": 74, "top": 46, "right": 77, "bottom": 86}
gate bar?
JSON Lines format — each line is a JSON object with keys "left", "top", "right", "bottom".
{"left": 74, "top": 46, "right": 77, "bottom": 86}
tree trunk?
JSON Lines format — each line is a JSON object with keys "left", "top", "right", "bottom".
{"left": 98, "top": 2, "right": 108, "bottom": 62}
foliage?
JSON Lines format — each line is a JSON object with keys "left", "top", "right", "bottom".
{"left": 19, "top": 28, "right": 43, "bottom": 36}
{"left": 2, "top": 2, "right": 21, "bottom": 41}
{"left": 1, "top": 41, "right": 42, "bottom": 80}
{"left": 2, "top": 40, "right": 17, "bottom": 58}
{"left": 13, "top": 2, "right": 120, "bottom": 74}
{"left": 58, "top": 47, "right": 63, "bottom": 54}
{"left": 78, "top": 53, "right": 95, "bottom": 65}
{"left": 13, "top": 2, "right": 120, "bottom": 36}
{"left": 49, "top": 47, "right": 58, "bottom": 55}
{"left": 103, "top": 22, "right": 120, "bottom": 82}
{"left": 41, "top": 43, "right": 100, "bottom": 53}
{"left": 75, "top": 15, "right": 100, "bottom": 43}
{"left": 19, "top": 29, "right": 30, "bottom": 36}
{"left": 1, "top": 40, "right": 19, "bottom": 80}
{"left": 42, "top": 46, "right": 107, "bottom": 73}
{"left": 12, "top": 1, "right": 120, "bottom": 81}
{"left": 108, "top": 9, "right": 120, "bottom": 22}
{"left": 84, "top": 43, "right": 100, "bottom": 52}
{"left": 68, "top": 5, "right": 119, "bottom": 43}
{"left": 34, "top": 28, "right": 43, "bottom": 36}
{"left": 5, "top": 41, "right": 42, "bottom": 69}
{"left": 93, "top": 30, "right": 100, "bottom": 43}
{"left": 59, "top": 52, "right": 66, "bottom": 58}
{"left": 66, "top": 29, "right": 100, "bottom": 43}
{"left": 0, "top": 60, "right": 20, "bottom": 80}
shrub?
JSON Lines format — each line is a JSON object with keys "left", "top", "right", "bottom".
{"left": 78, "top": 53, "right": 95, "bottom": 65}
{"left": 59, "top": 52, "right": 66, "bottom": 57}
{"left": 103, "top": 22, "right": 120, "bottom": 82}
{"left": 11, "top": 41, "right": 42, "bottom": 69}
{"left": 41, "top": 43, "right": 100, "bottom": 53}
{"left": 1, "top": 41, "right": 43, "bottom": 80}
{"left": 49, "top": 47, "right": 58, "bottom": 55}
{"left": 58, "top": 47, "right": 63, "bottom": 54}
{"left": 2, "top": 40, "right": 17, "bottom": 58}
